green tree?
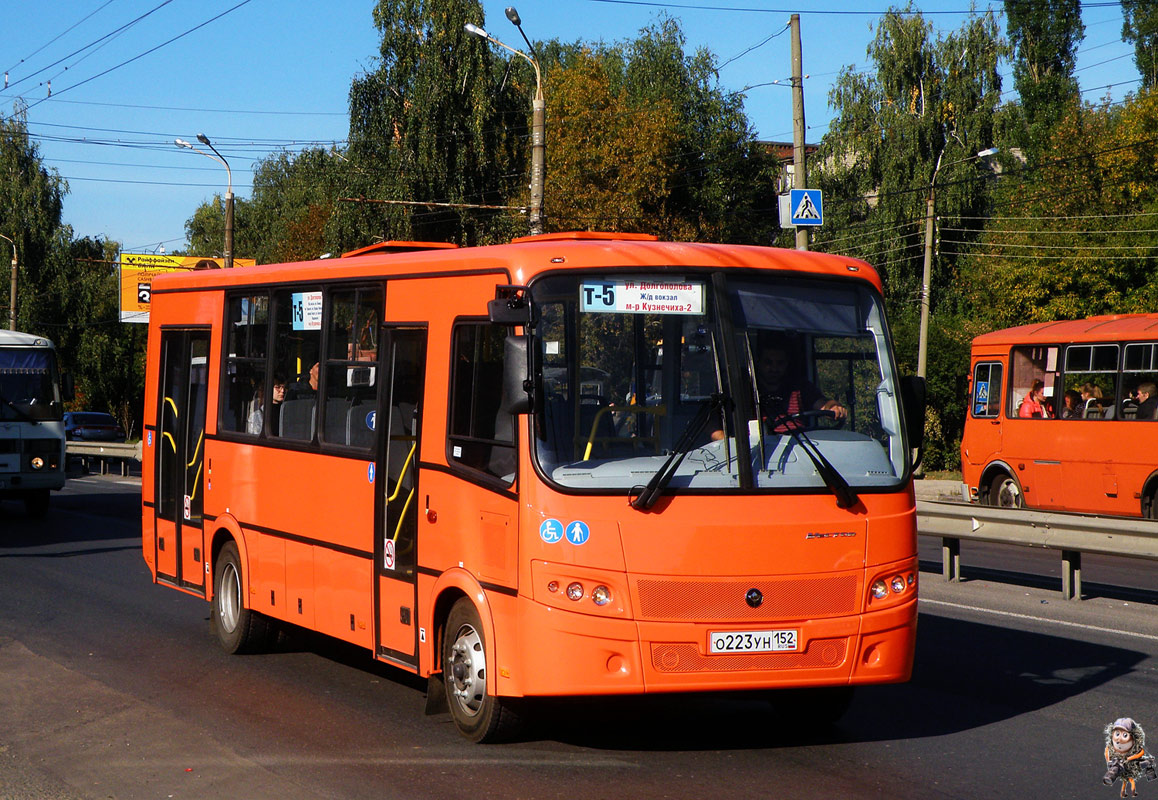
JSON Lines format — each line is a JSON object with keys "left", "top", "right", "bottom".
{"left": 1123, "top": 0, "right": 1158, "bottom": 91}
{"left": 0, "top": 108, "right": 66, "bottom": 331}
{"left": 1005, "top": 0, "right": 1084, "bottom": 153}
{"left": 335, "top": 0, "right": 525, "bottom": 248}
{"left": 813, "top": 8, "right": 1004, "bottom": 470}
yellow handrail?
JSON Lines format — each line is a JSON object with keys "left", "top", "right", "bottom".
{"left": 582, "top": 404, "right": 666, "bottom": 461}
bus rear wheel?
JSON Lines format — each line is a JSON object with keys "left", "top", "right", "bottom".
{"left": 212, "top": 541, "right": 270, "bottom": 654}
{"left": 443, "top": 598, "right": 522, "bottom": 743}
{"left": 988, "top": 473, "right": 1023, "bottom": 508}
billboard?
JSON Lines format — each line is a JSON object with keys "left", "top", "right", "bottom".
{"left": 119, "top": 254, "right": 256, "bottom": 323}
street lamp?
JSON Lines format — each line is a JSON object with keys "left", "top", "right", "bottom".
{"left": 175, "top": 134, "right": 234, "bottom": 268}
{"left": 0, "top": 233, "right": 15, "bottom": 330}
{"left": 917, "top": 146, "right": 999, "bottom": 379}
{"left": 466, "top": 7, "right": 545, "bottom": 236}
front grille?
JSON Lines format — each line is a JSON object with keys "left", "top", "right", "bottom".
{"left": 650, "top": 637, "right": 848, "bottom": 673}
{"left": 635, "top": 574, "right": 859, "bottom": 621}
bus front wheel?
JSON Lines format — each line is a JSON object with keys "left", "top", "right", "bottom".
{"left": 212, "top": 541, "right": 270, "bottom": 654}
{"left": 988, "top": 473, "right": 1023, "bottom": 509}
{"left": 443, "top": 598, "right": 522, "bottom": 743}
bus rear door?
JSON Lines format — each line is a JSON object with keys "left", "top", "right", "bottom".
{"left": 153, "top": 329, "right": 210, "bottom": 592}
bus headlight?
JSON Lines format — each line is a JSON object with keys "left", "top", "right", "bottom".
{"left": 30, "top": 456, "right": 45, "bottom": 470}
{"left": 591, "top": 585, "right": 612, "bottom": 606}
{"left": 870, "top": 580, "right": 889, "bottom": 599}
{"left": 566, "top": 582, "right": 584, "bottom": 601}
{"left": 890, "top": 575, "right": 907, "bottom": 594}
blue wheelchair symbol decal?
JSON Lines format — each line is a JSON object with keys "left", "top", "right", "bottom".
{"left": 540, "top": 519, "right": 564, "bottom": 543}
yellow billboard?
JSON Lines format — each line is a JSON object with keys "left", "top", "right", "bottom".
{"left": 119, "top": 254, "right": 256, "bottom": 323}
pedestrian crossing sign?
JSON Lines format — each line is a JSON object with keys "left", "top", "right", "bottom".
{"left": 788, "top": 188, "right": 823, "bottom": 227}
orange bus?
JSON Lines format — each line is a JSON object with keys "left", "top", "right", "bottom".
{"left": 141, "top": 232, "right": 926, "bottom": 741}
{"left": 962, "top": 314, "right": 1158, "bottom": 517}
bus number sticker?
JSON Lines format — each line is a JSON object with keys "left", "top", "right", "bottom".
{"left": 580, "top": 279, "right": 704, "bottom": 315}
{"left": 384, "top": 539, "right": 395, "bottom": 570}
{"left": 566, "top": 520, "right": 591, "bottom": 545}
{"left": 290, "top": 291, "right": 323, "bottom": 331}
{"left": 540, "top": 518, "right": 564, "bottom": 543}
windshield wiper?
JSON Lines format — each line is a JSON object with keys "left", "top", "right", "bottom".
{"left": 630, "top": 393, "right": 726, "bottom": 511}
{"left": 0, "top": 393, "right": 37, "bottom": 423}
{"left": 768, "top": 413, "right": 857, "bottom": 509}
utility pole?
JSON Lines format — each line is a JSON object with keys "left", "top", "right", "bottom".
{"left": 0, "top": 233, "right": 16, "bottom": 330}
{"left": 790, "top": 13, "right": 808, "bottom": 251}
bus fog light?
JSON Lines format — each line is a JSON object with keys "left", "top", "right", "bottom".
{"left": 870, "top": 580, "right": 888, "bottom": 600}
{"left": 890, "top": 575, "right": 906, "bottom": 594}
{"left": 591, "top": 585, "right": 611, "bottom": 606}
{"left": 547, "top": 580, "right": 559, "bottom": 593}
{"left": 30, "top": 457, "right": 44, "bottom": 470}
{"left": 907, "top": 573, "right": 916, "bottom": 586}
{"left": 566, "top": 582, "right": 584, "bottom": 601}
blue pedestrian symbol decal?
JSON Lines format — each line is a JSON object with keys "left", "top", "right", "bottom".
{"left": 540, "top": 518, "right": 564, "bottom": 543}
{"left": 366, "top": 410, "right": 376, "bottom": 430}
{"left": 566, "top": 520, "right": 591, "bottom": 545}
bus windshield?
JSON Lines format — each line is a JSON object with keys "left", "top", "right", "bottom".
{"left": 530, "top": 272, "right": 906, "bottom": 493}
{"left": 0, "top": 348, "right": 62, "bottom": 421}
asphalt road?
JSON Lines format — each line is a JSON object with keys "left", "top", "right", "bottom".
{"left": 1, "top": 475, "right": 1156, "bottom": 799}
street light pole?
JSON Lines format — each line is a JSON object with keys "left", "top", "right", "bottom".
{"left": 0, "top": 233, "right": 16, "bottom": 330}
{"left": 175, "top": 134, "right": 234, "bottom": 268}
{"left": 917, "top": 146, "right": 998, "bottom": 379}
{"left": 466, "top": 8, "right": 545, "bottom": 235}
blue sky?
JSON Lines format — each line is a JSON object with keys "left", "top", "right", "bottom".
{"left": 0, "top": 0, "right": 1141, "bottom": 255}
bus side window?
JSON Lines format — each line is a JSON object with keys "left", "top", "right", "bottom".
{"left": 221, "top": 293, "right": 269, "bottom": 435}
{"left": 448, "top": 321, "right": 516, "bottom": 483}
{"left": 971, "top": 362, "right": 1002, "bottom": 418}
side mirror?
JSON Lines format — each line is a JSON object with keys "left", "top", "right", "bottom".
{"left": 502, "top": 335, "right": 533, "bottom": 415}
{"left": 900, "top": 374, "right": 927, "bottom": 451}
{"left": 488, "top": 285, "right": 535, "bottom": 326}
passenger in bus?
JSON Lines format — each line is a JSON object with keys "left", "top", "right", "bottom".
{"left": 1060, "top": 389, "right": 1082, "bottom": 419}
{"left": 1081, "top": 382, "right": 1105, "bottom": 418}
{"left": 1017, "top": 379, "right": 1051, "bottom": 418}
{"left": 1134, "top": 382, "right": 1157, "bottom": 420}
{"left": 247, "top": 375, "right": 286, "bottom": 435}
{"left": 711, "top": 332, "right": 845, "bottom": 439}
{"left": 288, "top": 362, "right": 319, "bottom": 399}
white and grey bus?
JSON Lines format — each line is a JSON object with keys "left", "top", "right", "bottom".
{"left": 0, "top": 330, "right": 70, "bottom": 517}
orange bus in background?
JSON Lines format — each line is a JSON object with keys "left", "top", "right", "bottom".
{"left": 962, "top": 314, "right": 1158, "bottom": 517}
{"left": 141, "top": 232, "right": 926, "bottom": 741}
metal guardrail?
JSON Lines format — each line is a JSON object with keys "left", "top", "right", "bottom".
{"left": 917, "top": 499, "right": 1158, "bottom": 600}
{"left": 66, "top": 441, "right": 141, "bottom": 476}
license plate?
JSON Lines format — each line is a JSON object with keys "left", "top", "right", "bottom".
{"left": 709, "top": 629, "right": 798, "bottom": 654}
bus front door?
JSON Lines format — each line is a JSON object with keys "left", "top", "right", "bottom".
{"left": 374, "top": 326, "right": 426, "bottom": 667}
{"left": 154, "top": 329, "right": 210, "bottom": 594}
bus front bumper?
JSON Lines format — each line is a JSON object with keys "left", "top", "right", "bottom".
{"left": 508, "top": 595, "right": 917, "bottom": 697}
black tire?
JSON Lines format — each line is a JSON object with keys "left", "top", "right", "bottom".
{"left": 987, "top": 473, "right": 1023, "bottom": 508}
{"left": 23, "top": 489, "right": 50, "bottom": 519}
{"left": 212, "top": 541, "right": 270, "bottom": 654}
{"left": 443, "top": 598, "right": 522, "bottom": 743}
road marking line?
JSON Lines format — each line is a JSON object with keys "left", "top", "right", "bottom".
{"left": 922, "top": 598, "right": 1158, "bottom": 642}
